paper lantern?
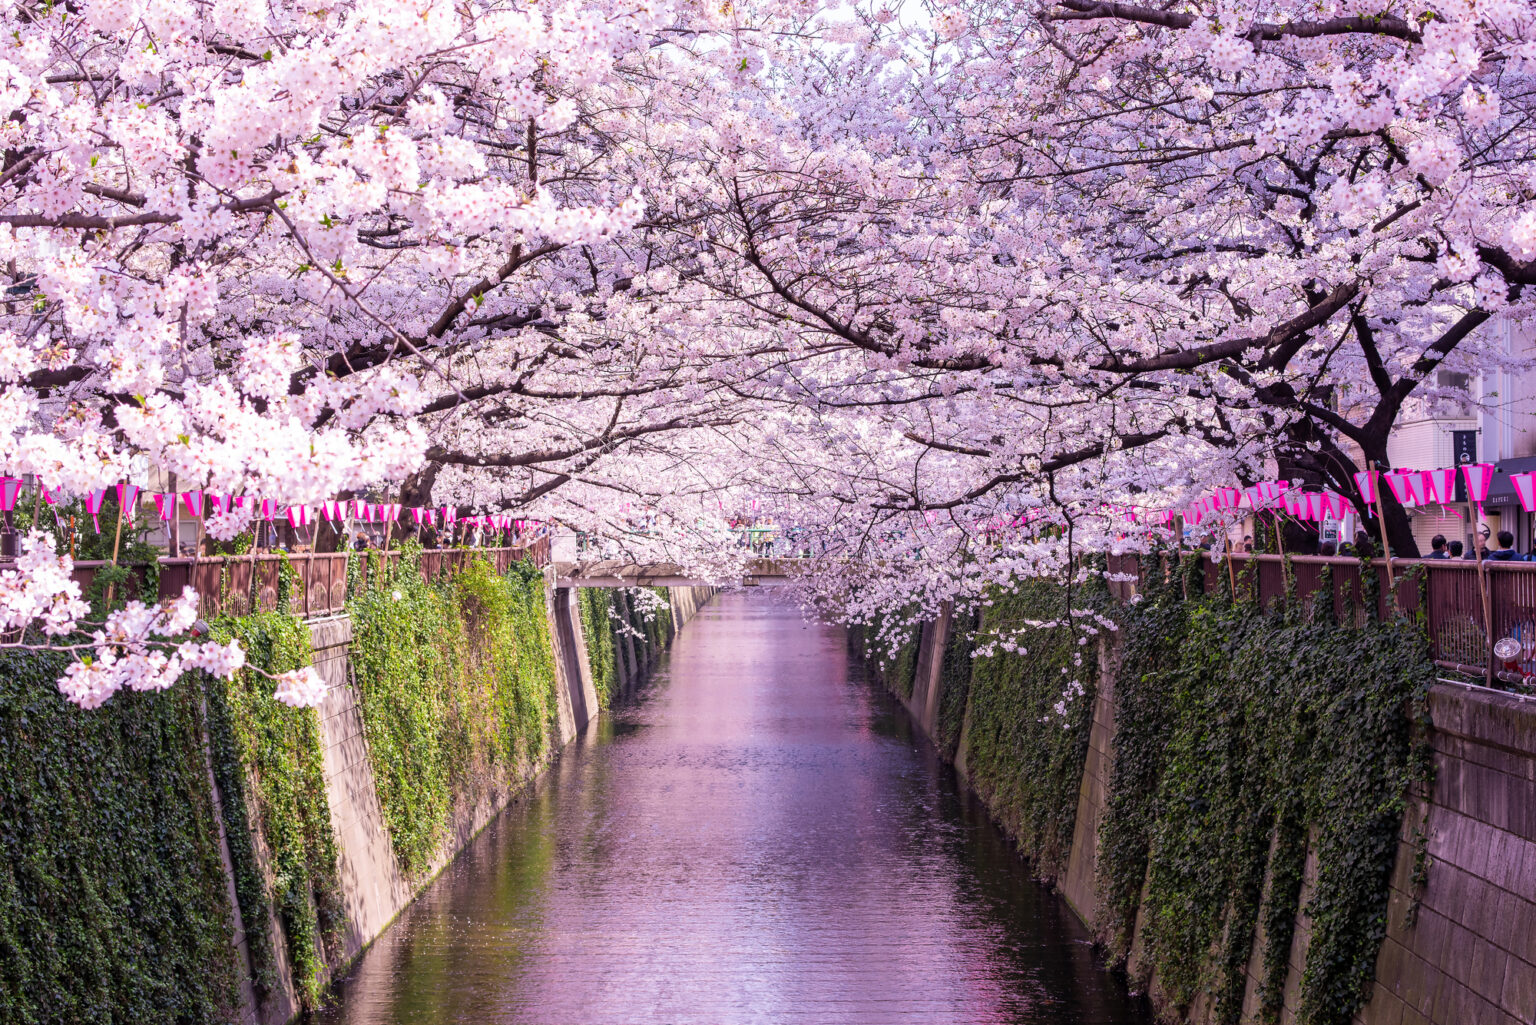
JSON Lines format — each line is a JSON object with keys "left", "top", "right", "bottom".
{"left": 1353, "top": 470, "right": 1379, "bottom": 505}
{"left": 1425, "top": 467, "right": 1457, "bottom": 504}
{"left": 1511, "top": 472, "right": 1536, "bottom": 513}
{"left": 84, "top": 488, "right": 108, "bottom": 531}
{"left": 1462, "top": 462, "right": 1494, "bottom": 504}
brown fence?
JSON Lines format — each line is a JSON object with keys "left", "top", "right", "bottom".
{"left": 11, "top": 536, "right": 552, "bottom": 621}
{"left": 1105, "top": 551, "right": 1536, "bottom": 685}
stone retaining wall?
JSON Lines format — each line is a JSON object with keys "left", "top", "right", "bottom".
{"left": 887, "top": 607, "right": 1536, "bottom": 1025}
{"left": 231, "top": 578, "right": 716, "bottom": 1024}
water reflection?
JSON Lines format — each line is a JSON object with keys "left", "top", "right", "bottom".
{"left": 317, "top": 592, "right": 1150, "bottom": 1025}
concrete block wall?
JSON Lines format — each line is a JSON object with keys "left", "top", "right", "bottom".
{"left": 230, "top": 579, "right": 715, "bottom": 1025}
{"left": 888, "top": 609, "right": 1536, "bottom": 1025}
{"left": 1357, "top": 684, "right": 1536, "bottom": 1025}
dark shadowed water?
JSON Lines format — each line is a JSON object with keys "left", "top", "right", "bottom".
{"left": 316, "top": 592, "right": 1151, "bottom": 1025}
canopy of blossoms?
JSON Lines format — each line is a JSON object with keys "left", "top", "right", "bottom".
{"left": 2, "top": 0, "right": 1533, "bottom": 702}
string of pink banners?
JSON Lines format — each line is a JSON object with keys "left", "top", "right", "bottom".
{"left": 0, "top": 478, "right": 544, "bottom": 538}
{"left": 1163, "top": 462, "right": 1535, "bottom": 530}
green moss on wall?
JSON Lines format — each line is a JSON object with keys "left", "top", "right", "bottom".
{"left": 578, "top": 589, "right": 620, "bottom": 705}
{"left": 1100, "top": 558, "right": 1431, "bottom": 1025}
{"left": 852, "top": 609, "right": 923, "bottom": 700}
{"left": 0, "top": 651, "right": 239, "bottom": 1025}
{"left": 962, "top": 580, "right": 1099, "bottom": 878}
{"left": 936, "top": 608, "right": 977, "bottom": 759}
{"left": 865, "top": 554, "right": 1429, "bottom": 1025}
{"left": 346, "top": 551, "right": 560, "bottom": 878}
{"left": 205, "top": 611, "right": 343, "bottom": 1013}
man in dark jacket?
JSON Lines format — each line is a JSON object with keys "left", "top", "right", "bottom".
{"left": 1489, "top": 530, "right": 1529, "bottom": 561}
{"left": 1425, "top": 534, "right": 1450, "bottom": 559}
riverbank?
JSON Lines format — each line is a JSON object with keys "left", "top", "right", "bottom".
{"left": 0, "top": 549, "right": 712, "bottom": 1025}
{"left": 315, "top": 591, "right": 1154, "bottom": 1025}
{"left": 860, "top": 564, "right": 1536, "bottom": 1025}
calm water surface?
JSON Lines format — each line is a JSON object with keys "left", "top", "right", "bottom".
{"left": 317, "top": 592, "right": 1151, "bottom": 1025}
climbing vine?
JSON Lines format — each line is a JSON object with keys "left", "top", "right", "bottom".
{"left": 578, "top": 588, "right": 620, "bottom": 705}
{"left": 853, "top": 607, "right": 923, "bottom": 700}
{"left": 962, "top": 579, "right": 1102, "bottom": 879}
{"left": 0, "top": 650, "right": 239, "bottom": 1025}
{"left": 858, "top": 552, "right": 1431, "bottom": 1025}
{"left": 345, "top": 547, "right": 560, "bottom": 877}
{"left": 1095, "top": 553, "right": 1195, "bottom": 952}
{"left": 1095, "top": 555, "right": 1431, "bottom": 1025}
{"left": 204, "top": 610, "right": 343, "bottom": 1013}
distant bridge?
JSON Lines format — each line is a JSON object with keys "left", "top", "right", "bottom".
{"left": 554, "top": 558, "right": 807, "bottom": 589}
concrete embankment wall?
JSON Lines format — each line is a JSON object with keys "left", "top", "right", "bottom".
{"left": 881, "top": 609, "right": 1536, "bottom": 1025}
{"left": 239, "top": 579, "right": 716, "bottom": 1025}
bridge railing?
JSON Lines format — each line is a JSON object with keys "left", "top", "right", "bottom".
{"left": 3, "top": 536, "right": 552, "bottom": 621}
{"left": 1106, "top": 551, "right": 1536, "bottom": 684}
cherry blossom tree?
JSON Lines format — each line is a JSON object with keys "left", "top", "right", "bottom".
{"left": 7, "top": 0, "right": 1536, "bottom": 703}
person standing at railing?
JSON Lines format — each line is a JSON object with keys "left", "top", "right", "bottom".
{"left": 1465, "top": 524, "right": 1491, "bottom": 559}
{"left": 1426, "top": 535, "right": 1450, "bottom": 559}
{"left": 1489, "top": 530, "right": 1530, "bottom": 562}
{"left": 1448, "top": 540, "right": 1465, "bottom": 558}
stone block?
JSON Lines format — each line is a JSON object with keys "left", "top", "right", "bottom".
{"left": 1471, "top": 942, "right": 1508, "bottom": 1005}
{"left": 1358, "top": 981, "right": 1406, "bottom": 1025}
{"left": 1435, "top": 757, "right": 1465, "bottom": 813}
{"left": 1501, "top": 955, "right": 1536, "bottom": 1016}
{"left": 1492, "top": 892, "right": 1529, "bottom": 958}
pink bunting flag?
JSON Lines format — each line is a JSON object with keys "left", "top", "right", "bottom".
{"left": 1323, "top": 491, "right": 1350, "bottom": 520}
{"left": 1462, "top": 462, "right": 1494, "bottom": 505}
{"left": 0, "top": 477, "right": 21, "bottom": 512}
{"left": 84, "top": 488, "right": 107, "bottom": 531}
{"left": 286, "top": 506, "right": 308, "bottom": 528}
{"left": 1353, "top": 470, "right": 1379, "bottom": 505}
{"left": 1512, "top": 472, "right": 1536, "bottom": 513}
{"left": 180, "top": 490, "right": 203, "bottom": 519}
{"left": 259, "top": 499, "right": 278, "bottom": 521}
{"left": 1306, "top": 493, "right": 1325, "bottom": 521}
{"left": 114, "top": 483, "right": 140, "bottom": 517}
{"left": 442, "top": 505, "right": 457, "bottom": 524}
{"left": 1425, "top": 467, "right": 1457, "bottom": 505}
{"left": 153, "top": 493, "right": 174, "bottom": 522}
{"left": 319, "top": 501, "right": 344, "bottom": 521}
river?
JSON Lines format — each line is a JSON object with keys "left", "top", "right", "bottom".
{"left": 316, "top": 591, "right": 1151, "bottom": 1024}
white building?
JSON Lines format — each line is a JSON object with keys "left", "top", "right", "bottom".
{"left": 1386, "top": 317, "right": 1536, "bottom": 553}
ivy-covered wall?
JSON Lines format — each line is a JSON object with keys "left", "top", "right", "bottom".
{"left": 575, "top": 586, "right": 678, "bottom": 706}
{"left": 1101, "top": 558, "right": 1430, "bottom": 1025}
{"left": 0, "top": 651, "right": 239, "bottom": 1025}
{"left": 346, "top": 553, "right": 560, "bottom": 877}
{"left": 863, "top": 555, "right": 1437, "bottom": 1025}
{"left": 205, "top": 610, "right": 343, "bottom": 1014}
{"left": 0, "top": 558, "right": 710, "bottom": 1025}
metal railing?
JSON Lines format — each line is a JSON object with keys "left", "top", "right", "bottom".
{"left": 1105, "top": 551, "right": 1536, "bottom": 684}
{"left": 12, "top": 536, "right": 552, "bottom": 621}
